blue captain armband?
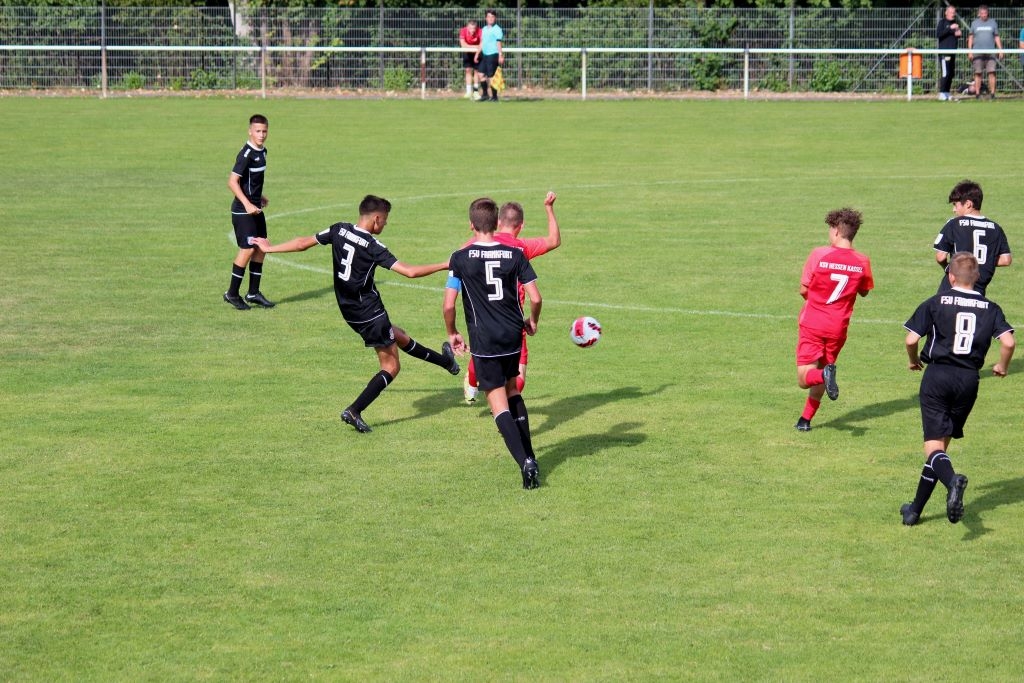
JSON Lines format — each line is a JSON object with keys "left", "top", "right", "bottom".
{"left": 445, "top": 274, "right": 462, "bottom": 290}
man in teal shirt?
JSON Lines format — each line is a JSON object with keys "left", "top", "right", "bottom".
{"left": 475, "top": 10, "right": 504, "bottom": 102}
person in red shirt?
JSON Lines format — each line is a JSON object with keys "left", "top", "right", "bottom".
{"left": 459, "top": 19, "right": 481, "bottom": 98}
{"left": 794, "top": 208, "right": 874, "bottom": 431}
{"left": 456, "top": 192, "right": 561, "bottom": 403}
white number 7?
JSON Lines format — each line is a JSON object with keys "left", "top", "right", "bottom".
{"left": 826, "top": 273, "right": 849, "bottom": 305}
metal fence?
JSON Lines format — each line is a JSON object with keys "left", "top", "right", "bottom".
{"left": 2, "top": 5, "right": 1023, "bottom": 96}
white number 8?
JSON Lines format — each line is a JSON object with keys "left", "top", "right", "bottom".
{"left": 953, "top": 312, "right": 976, "bottom": 355}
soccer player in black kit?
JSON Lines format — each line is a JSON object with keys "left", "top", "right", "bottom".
{"left": 444, "top": 197, "right": 543, "bottom": 489}
{"left": 253, "top": 195, "right": 460, "bottom": 433}
{"left": 225, "top": 114, "right": 275, "bottom": 310}
{"left": 900, "top": 252, "right": 1015, "bottom": 527}
{"left": 933, "top": 180, "right": 1011, "bottom": 297}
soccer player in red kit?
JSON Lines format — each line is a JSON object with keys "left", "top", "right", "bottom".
{"left": 794, "top": 208, "right": 874, "bottom": 431}
{"left": 460, "top": 192, "right": 561, "bottom": 403}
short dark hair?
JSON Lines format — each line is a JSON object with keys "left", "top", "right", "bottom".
{"left": 825, "top": 208, "right": 863, "bottom": 240}
{"left": 359, "top": 194, "right": 392, "bottom": 216}
{"left": 485, "top": 9, "right": 497, "bottom": 18}
{"left": 470, "top": 197, "right": 498, "bottom": 233}
{"left": 949, "top": 252, "right": 980, "bottom": 287}
{"left": 948, "top": 179, "right": 983, "bottom": 210}
{"left": 249, "top": 114, "right": 268, "bottom": 126}
{"left": 498, "top": 202, "right": 524, "bottom": 227}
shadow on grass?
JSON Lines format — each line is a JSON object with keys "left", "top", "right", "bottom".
{"left": 538, "top": 421, "right": 646, "bottom": 478}
{"left": 529, "top": 384, "right": 672, "bottom": 437}
{"left": 825, "top": 395, "right": 919, "bottom": 437}
{"left": 960, "top": 476, "right": 1024, "bottom": 541}
{"left": 369, "top": 385, "right": 462, "bottom": 429}
{"left": 273, "top": 286, "right": 335, "bottom": 305}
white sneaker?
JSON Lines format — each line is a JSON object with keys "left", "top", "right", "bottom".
{"left": 463, "top": 374, "right": 478, "bottom": 404}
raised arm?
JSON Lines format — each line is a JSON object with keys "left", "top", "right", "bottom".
{"left": 540, "top": 192, "right": 561, "bottom": 252}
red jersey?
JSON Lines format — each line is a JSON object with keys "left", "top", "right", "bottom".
{"left": 459, "top": 26, "right": 480, "bottom": 47}
{"left": 798, "top": 245, "right": 873, "bottom": 334}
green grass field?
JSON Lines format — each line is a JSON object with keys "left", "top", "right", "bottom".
{"left": 4, "top": 96, "right": 1024, "bottom": 680}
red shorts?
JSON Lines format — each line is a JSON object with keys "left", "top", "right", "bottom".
{"left": 796, "top": 325, "right": 847, "bottom": 366}
{"left": 519, "top": 330, "right": 529, "bottom": 365}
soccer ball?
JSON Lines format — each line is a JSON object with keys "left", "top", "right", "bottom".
{"left": 570, "top": 316, "right": 602, "bottom": 347}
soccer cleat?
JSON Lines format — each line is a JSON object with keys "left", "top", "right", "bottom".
{"left": 822, "top": 363, "right": 839, "bottom": 401}
{"left": 463, "top": 373, "right": 478, "bottom": 404}
{"left": 900, "top": 502, "right": 920, "bottom": 526}
{"left": 521, "top": 457, "right": 540, "bottom": 490}
{"left": 794, "top": 417, "right": 811, "bottom": 432}
{"left": 442, "top": 342, "right": 460, "bottom": 376}
{"left": 946, "top": 474, "right": 968, "bottom": 523}
{"left": 341, "top": 409, "right": 372, "bottom": 433}
{"left": 245, "top": 291, "right": 276, "bottom": 308}
{"left": 223, "top": 292, "right": 251, "bottom": 310}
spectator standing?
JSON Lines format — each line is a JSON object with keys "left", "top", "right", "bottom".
{"left": 936, "top": 5, "right": 962, "bottom": 101}
{"left": 1019, "top": 23, "right": 1024, "bottom": 69}
{"left": 475, "top": 10, "right": 504, "bottom": 102}
{"left": 967, "top": 5, "right": 1003, "bottom": 99}
{"left": 459, "top": 19, "right": 481, "bottom": 99}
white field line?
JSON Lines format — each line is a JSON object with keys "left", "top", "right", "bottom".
{"left": 232, "top": 182, "right": 917, "bottom": 326}
{"left": 242, "top": 242, "right": 901, "bottom": 326}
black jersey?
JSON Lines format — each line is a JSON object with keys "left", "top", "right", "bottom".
{"left": 936, "top": 18, "right": 960, "bottom": 49}
{"left": 933, "top": 215, "right": 1010, "bottom": 295}
{"left": 449, "top": 241, "right": 537, "bottom": 357}
{"left": 230, "top": 142, "right": 267, "bottom": 213}
{"left": 315, "top": 222, "right": 398, "bottom": 324}
{"left": 904, "top": 287, "right": 1013, "bottom": 371}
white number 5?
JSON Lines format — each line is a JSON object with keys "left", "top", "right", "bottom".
{"left": 485, "top": 261, "right": 503, "bottom": 301}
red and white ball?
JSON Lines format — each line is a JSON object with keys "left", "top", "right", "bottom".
{"left": 570, "top": 316, "right": 602, "bottom": 348}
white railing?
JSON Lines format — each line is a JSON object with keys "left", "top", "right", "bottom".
{"left": 3, "top": 44, "right": 1022, "bottom": 100}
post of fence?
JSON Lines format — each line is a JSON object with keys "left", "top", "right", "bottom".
{"left": 581, "top": 47, "right": 587, "bottom": 101}
{"left": 420, "top": 47, "right": 426, "bottom": 100}
{"left": 743, "top": 46, "right": 749, "bottom": 100}
{"left": 100, "top": 0, "right": 107, "bottom": 99}
{"left": 260, "top": 11, "right": 267, "bottom": 99}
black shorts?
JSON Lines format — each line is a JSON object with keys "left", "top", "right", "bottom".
{"left": 473, "top": 353, "right": 520, "bottom": 391}
{"left": 232, "top": 211, "right": 267, "bottom": 249}
{"left": 462, "top": 52, "right": 477, "bottom": 69}
{"left": 919, "top": 364, "right": 980, "bottom": 441}
{"left": 477, "top": 53, "right": 500, "bottom": 78}
{"left": 346, "top": 312, "right": 396, "bottom": 348}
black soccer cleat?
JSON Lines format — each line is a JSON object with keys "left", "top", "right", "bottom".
{"left": 245, "top": 291, "right": 276, "bottom": 308}
{"left": 794, "top": 417, "right": 812, "bottom": 432}
{"left": 946, "top": 474, "right": 968, "bottom": 523}
{"left": 442, "top": 342, "right": 460, "bottom": 376}
{"left": 900, "top": 502, "right": 920, "bottom": 527}
{"left": 521, "top": 457, "right": 540, "bottom": 490}
{"left": 822, "top": 363, "right": 839, "bottom": 401}
{"left": 341, "top": 409, "right": 372, "bottom": 433}
{"left": 223, "top": 292, "right": 251, "bottom": 310}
